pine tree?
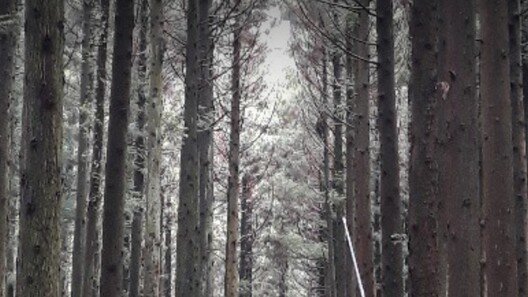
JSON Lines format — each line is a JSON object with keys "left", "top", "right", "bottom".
{"left": 17, "top": 0, "right": 64, "bottom": 295}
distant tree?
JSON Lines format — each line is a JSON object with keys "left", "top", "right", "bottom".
{"left": 480, "top": 0, "right": 517, "bottom": 296}
{"left": 99, "top": 0, "right": 134, "bottom": 295}
{"left": 71, "top": 1, "right": 96, "bottom": 296}
{"left": 82, "top": 0, "right": 110, "bottom": 296}
{"left": 17, "top": 0, "right": 64, "bottom": 295}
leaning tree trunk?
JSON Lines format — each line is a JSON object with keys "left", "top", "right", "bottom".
{"left": 71, "top": 1, "right": 96, "bottom": 296}
{"left": 376, "top": 0, "right": 404, "bottom": 296}
{"left": 17, "top": 0, "right": 64, "bottom": 295}
{"left": 82, "top": 0, "right": 110, "bottom": 296}
{"left": 437, "top": 0, "right": 481, "bottom": 296}
{"left": 352, "top": 2, "right": 374, "bottom": 296}
{"left": 143, "top": 0, "right": 165, "bottom": 295}
{"left": 408, "top": 0, "right": 441, "bottom": 296}
{"left": 225, "top": 8, "right": 242, "bottom": 297}
{"left": 0, "top": 1, "right": 17, "bottom": 295}
{"left": 175, "top": 0, "right": 201, "bottom": 295}
{"left": 480, "top": 0, "right": 517, "bottom": 296}
{"left": 509, "top": 0, "right": 528, "bottom": 294}
{"left": 99, "top": 0, "right": 134, "bottom": 295}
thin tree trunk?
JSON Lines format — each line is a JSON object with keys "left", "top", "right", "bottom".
{"left": 82, "top": 1, "right": 110, "bottom": 296}
{"left": 0, "top": 1, "right": 17, "bottom": 295}
{"left": 17, "top": 0, "right": 64, "bottom": 295}
{"left": 128, "top": 211, "right": 142, "bottom": 297}
{"left": 71, "top": 1, "right": 96, "bottom": 296}
{"left": 509, "top": 0, "right": 528, "bottom": 294}
{"left": 352, "top": 2, "right": 374, "bottom": 296}
{"left": 408, "top": 0, "right": 441, "bottom": 296}
{"left": 239, "top": 175, "right": 253, "bottom": 297}
{"left": 225, "top": 7, "right": 242, "bottom": 296}
{"left": 376, "top": 0, "right": 404, "bottom": 295}
{"left": 99, "top": 0, "right": 134, "bottom": 295}
{"left": 175, "top": 0, "right": 201, "bottom": 294}
{"left": 480, "top": 0, "right": 517, "bottom": 296}
{"left": 143, "top": 0, "right": 164, "bottom": 294}
{"left": 437, "top": 1, "right": 481, "bottom": 296}
{"left": 163, "top": 210, "right": 172, "bottom": 297}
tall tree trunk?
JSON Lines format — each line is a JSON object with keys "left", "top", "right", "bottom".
{"left": 239, "top": 175, "right": 253, "bottom": 297}
{"left": 509, "top": 0, "right": 528, "bottom": 294}
{"left": 163, "top": 209, "right": 172, "bottom": 297}
{"left": 352, "top": 2, "right": 374, "bottom": 296}
{"left": 331, "top": 34, "right": 347, "bottom": 297}
{"left": 437, "top": 0, "right": 481, "bottom": 296}
{"left": 71, "top": 1, "right": 96, "bottom": 296}
{"left": 480, "top": 0, "right": 517, "bottom": 296}
{"left": 0, "top": 1, "right": 17, "bottom": 296}
{"left": 344, "top": 16, "right": 356, "bottom": 297}
{"left": 408, "top": 0, "right": 441, "bottom": 296}
{"left": 128, "top": 0, "right": 148, "bottom": 296}
{"left": 82, "top": 0, "right": 110, "bottom": 296}
{"left": 376, "top": 0, "right": 404, "bottom": 295}
{"left": 143, "top": 0, "right": 164, "bottom": 295}
{"left": 225, "top": 7, "right": 241, "bottom": 297}
{"left": 197, "top": 0, "right": 214, "bottom": 295}
{"left": 17, "top": 0, "right": 64, "bottom": 295}
{"left": 175, "top": 0, "right": 201, "bottom": 295}
{"left": 99, "top": 0, "right": 134, "bottom": 295}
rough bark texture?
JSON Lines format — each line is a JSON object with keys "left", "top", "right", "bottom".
{"left": 239, "top": 175, "right": 254, "bottom": 297}
{"left": 408, "top": 0, "right": 441, "bottom": 296}
{"left": 480, "top": 0, "right": 517, "bottom": 296}
{"left": 163, "top": 209, "right": 172, "bottom": 297}
{"left": 71, "top": 1, "right": 96, "bottom": 296}
{"left": 82, "top": 0, "right": 110, "bottom": 296}
{"left": 225, "top": 9, "right": 242, "bottom": 297}
{"left": 509, "top": 0, "right": 528, "bottom": 294}
{"left": 143, "top": 0, "right": 164, "bottom": 295}
{"left": 99, "top": 0, "right": 134, "bottom": 295}
{"left": 0, "top": 1, "right": 16, "bottom": 296}
{"left": 376, "top": 0, "right": 404, "bottom": 295}
{"left": 17, "top": 0, "right": 64, "bottom": 295}
{"left": 352, "top": 2, "right": 374, "bottom": 296}
{"left": 437, "top": 1, "right": 481, "bottom": 296}
{"left": 175, "top": 0, "right": 201, "bottom": 295}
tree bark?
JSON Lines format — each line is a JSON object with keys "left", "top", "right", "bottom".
{"left": 239, "top": 175, "right": 253, "bottom": 297}
{"left": 0, "top": 1, "right": 17, "bottom": 296}
{"left": 437, "top": 1, "right": 481, "bottom": 296}
{"left": 175, "top": 0, "right": 201, "bottom": 295}
{"left": 376, "top": 0, "right": 404, "bottom": 295}
{"left": 480, "top": 0, "right": 517, "bottom": 296}
{"left": 17, "top": 0, "right": 64, "bottom": 295}
{"left": 143, "top": 0, "right": 164, "bottom": 295}
{"left": 71, "top": 1, "right": 96, "bottom": 296}
{"left": 408, "top": 1, "right": 441, "bottom": 296}
{"left": 351, "top": 2, "right": 374, "bottom": 296}
{"left": 509, "top": 0, "right": 528, "bottom": 294}
{"left": 99, "top": 0, "right": 134, "bottom": 295}
{"left": 128, "top": 211, "right": 142, "bottom": 297}
{"left": 225, "top": 7, "right": 242, "bottom": 297}
{"left": 82, "top": 1, "right": 110, "bottom": 296}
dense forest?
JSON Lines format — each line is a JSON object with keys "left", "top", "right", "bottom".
{"left": 0, "top": 0, "right": 527, "bottom": 296}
